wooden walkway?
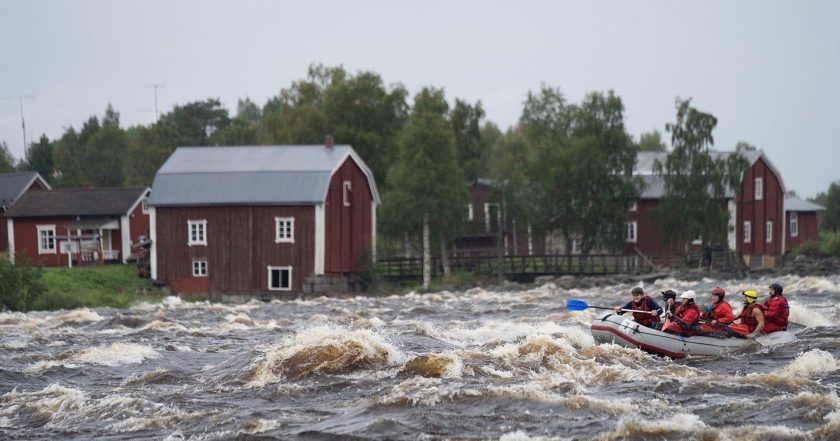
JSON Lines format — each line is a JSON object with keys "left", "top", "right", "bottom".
{"left": 378, "top": 254, "right": 656, "bottom": 283}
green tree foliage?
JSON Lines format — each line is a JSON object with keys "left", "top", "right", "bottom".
{"left": 0, "top": 257, "right": 45, "bottom": 312}
{"left": 380, "top": 87, "right": 467, "bottom": 285}
{"left": 23, "top": 135, "right": 54, "bottom": 180}
{"left": 124, "top": 99, "right": 231, "bottom": 186}
{"left": 638, "top": 130, "right": 667, "bottom": 151}
{"left": 652, "top": 99, "right": 749, "bottom": 249}
{"left": 450, "top": 99, "right": 486, "bottom": 182}
{"left": 820, "top": 182, "right": 840, "bottom": 231}
{"left": 261, "top": 64, "right": 408, "bottom": 185}
{"left": 0, "top": 141, "right": 15, "bottom": 172}
{"left": 215, "top": 98, "right": 262, "bottom": 145}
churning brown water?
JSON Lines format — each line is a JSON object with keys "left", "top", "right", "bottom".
{"left": 1, "top": 274, "right": 839, "bottom": 440}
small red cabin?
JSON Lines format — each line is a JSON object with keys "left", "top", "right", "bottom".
{"left": 784, "top": 195, "right": 823, "bottom": 250}
{"left": 1, "top": 172, "right": 50, "bottom": 252}
{"left": 148, "top": 144, "right": 379, "bottom": 295}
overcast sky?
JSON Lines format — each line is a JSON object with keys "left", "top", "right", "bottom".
{"left": 1, "top": 0, "right": 838, "bottom": 198}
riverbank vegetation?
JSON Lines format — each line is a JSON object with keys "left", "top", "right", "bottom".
{"left": 1, "top": 261, "right": 163, "bottom": 312}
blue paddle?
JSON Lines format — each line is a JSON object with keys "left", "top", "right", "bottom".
{"left": 566, "top": 299, "right": 649, "bottom": 314}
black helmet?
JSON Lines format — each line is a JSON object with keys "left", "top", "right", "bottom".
{"left": 631, "top": 287, "right": 644, "bottom": 295}
{"left": 769, "top": 283, "right": 783, "bottom": 295}
{"left": 662, "top": 289, "right": 677, "bottom": 299}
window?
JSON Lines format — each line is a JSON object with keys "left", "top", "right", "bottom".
{"left": 571, "top": 239, "right": 581, "bottom": 254}
{"left": 629, "top": 202, "right": 638, "bottom": 212}
{"left": 141, "top": 198, "right": 149, "bottom": 214}
{"left": 466, "top": 203, "right": 474, "bottom": 221}
{"left": 755, "top": 177, "right": 763, "bottom": 200}
{"left": 188, "top": 220, "right": 207, "bottom": 246}
{"left": 268, "top": 266, "right": 292, "bottom": 291}
{"left": 626, "top": 221, "right": 637, "bottom": 243}
{"left": 743, "top": 221, "right": 752, "bottom": 243}
{"left": 790, "top": 212, "right": 799, "bottom": 237}
{"left": 275, "top": 217, "right": 294, "bottom": 243}
{"left": 343, "top": 181, "right": 352, "bottom": 207}
{"left": 37, "top": 225, "right": 56, "bottom": 254}
{"left": 192, "top": 259, "right": 207, "bottom": 277}
{"left": 485, "top": 203, "right": 500, "bottom": 233}
{"left": 766, "top": 220, "right": 773, "bottom": 243}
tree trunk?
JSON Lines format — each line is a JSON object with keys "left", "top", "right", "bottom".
{"left": 439, "top": 239, "right": 451, "bottom": 277}
{"left": 423, "top": 213, "right": 431, "bottom": 289}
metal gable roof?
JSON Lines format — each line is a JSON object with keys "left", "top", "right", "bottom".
{"left": 0, "top": 172, "right": 50, "bottom": 208}
{"left": 785, "top": 196, "right": 824, "bottom": 212}
{"left": 4, "top": 187, "right": 149, "bottom": 217}
{"left": 149, "top": 145, "right": 380, "bottom": 207}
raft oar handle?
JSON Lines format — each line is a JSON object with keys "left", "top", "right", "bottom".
{"left": 566, "top": 299, "right": 653, "bottom": 314}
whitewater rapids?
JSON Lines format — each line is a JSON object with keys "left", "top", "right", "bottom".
{"left": 1, "top": 275, "right": 838, "bottom": 440}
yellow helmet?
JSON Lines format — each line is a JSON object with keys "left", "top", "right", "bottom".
{"left": 742, "top": 290, "right": 758, "bottom": 304}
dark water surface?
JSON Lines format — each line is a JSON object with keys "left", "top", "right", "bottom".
{"left": 1, "top": 275, "right": 839, "bottom": 440}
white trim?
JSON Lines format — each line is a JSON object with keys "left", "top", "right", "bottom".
{"left": 371, "top": 203, "right": 377, "bottom": 262}
{"left": 755, "top": 177, "right": 764, "bottom": 200}
{"left": 343, "top": 180, "right": 352, "bottom": 207}
{"left": 192, "top": 259, "right": 208, "bottom": 277}
{"left": 315, "top": 204, "right": 325, "bottom": 275}
{"left": 7, "top": 219, "right": 15, "bottom": 263}
{"left": 727, "top": 200, "right": 737, "bottom": 251}
{"left": 324, "top": 151, "right": 381, "bottom": 205}
{"left": 188, "top": 219, "right": 207, "bottom": 246}
{"left": 267, "top": 265, "right": 292, "bottom": 291}
{"left": 744, "top": 221, "right": 752, "bottom": 244}
{"left": 150, "top": 207, "right": 158, "bottom": 280}
{"left": 766, "top": 220, "right": 773, "bottom": 243}
{"left": 527, "top": 224, "right": 533, "bottom": 256}
{"left": 120, "top": 215, "right": 130, "bottom": 264}
{"left": 466, "top": 203, "right": 474, "bottom": 221}
{"left": 13, "top": 173, "right": 52, "bottom": 203}
{"left": 484, "top": 203, "right": 500, "bottom": 233}
{"left": 126, "top": 188, "right": 152, "bottom": 217}
{"left": 37, "top": 224, "right": 57, "bottom": 254}
{"left": 790, "top": 212, "right": 799, "bottom": 238}
{"left": 625, "top": 221, "right": 637, "bottom": 243}
{"left": 274, "top": 216, "right": 295, "bottom": 243}
{"left": 629, "top": 202, "right": 637, "bottom": 212}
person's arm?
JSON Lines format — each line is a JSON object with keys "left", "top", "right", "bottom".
{"left": 748, "top": 309, "right": 765, "bottom": 337}
{"left": 647, "top": 298, "right": 663, "bottom": 316}
{"left": 614, "top": 301, "right": 632, "bottom": 314}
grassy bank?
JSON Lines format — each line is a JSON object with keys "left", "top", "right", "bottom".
{"left": 34, "top": 264, "right": 164, "bottom": 310}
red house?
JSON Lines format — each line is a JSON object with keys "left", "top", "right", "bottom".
{"left": 148, "top": 143, "right": 379, "bottom": 295}
{"left": 5, "top": 187, "right": 151, "bottom": 266}
{"left": 628, "top": 150, "right": 792, "bottom": 267}
{"left": 1, "top": 172, "right": 50, "bottom": 252}
{"left": 784, "top": 195, "right": 824, "bottom": 249}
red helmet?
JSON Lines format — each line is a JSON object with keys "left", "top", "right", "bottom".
{"left": 711, "top": 287, "right": 725, "bottom": 298}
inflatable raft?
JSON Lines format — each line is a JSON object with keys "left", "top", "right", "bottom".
{"left": 590, "top": 311, "right": 751, "bottom": 358}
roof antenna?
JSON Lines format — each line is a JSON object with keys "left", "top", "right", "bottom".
{"left": 324, "top": 135, "right": 334, "bottom": 149}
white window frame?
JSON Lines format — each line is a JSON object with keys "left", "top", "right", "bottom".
{"left": 629, "top": 202, "right": 638, "bottom": 212}
{"left": 275, "top": 217, "right": 294, "bottom": 243}
{"left": 466, "top": 203, "right": 474, "bottom": 221}
{"left": 790, "top": 212, "right": 799, "bottom": 238}
{"left": 766, "top": 220, "right": 773, "bottom": 243}
{"left": 192, "top": 259, "right": 207, "bottom": 277}
{"left": 37, "top": 224, "right": 57, "bottom": 254}
{"left": 343, "top": 181, "right": 352, "bottom": 207}
{"left": 743, "top": 221, "right": 752, "bottom": 243}
{"left": 571, "top": 239, "right": 581, "bottom": 254}
{"left": 755, "top": 177, "right": 763, "bottom": 201}
{"left": 188, "top": 220, "right": 207, "bottom": 246}
{"left": 625, "top": 221, "right": 637, "bottom": 243}
{"left": 141, "top": 198, "right": 150, "bottom": 214}
{"left": 484, "top": 203, "right": 500, "bottom": 233}
{"left": 268, "top": 266, "right": 292, "bottom": 291}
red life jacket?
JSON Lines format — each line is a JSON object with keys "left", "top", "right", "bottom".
{"left": 763, "top": 295, "right": 789, "bottom": 332}
{"left": 738, "top": 303, "right": 767, "bottom": 333}
{"left": 664, "top": 303, "right": 700, "bottom": 336}
{"left": 631, "top": 296, "right": 659, "bottom": 327}
{"left": 710, "top": 301, "right": 734, "bottom": 324}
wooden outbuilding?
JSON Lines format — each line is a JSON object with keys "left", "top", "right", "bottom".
{"left": 5, "top": 187, "right": 151, "bottom": 266}
{"left": 1, "top": 172, "right": 50, "bottom": 252}
{"left": 147, "top": 143, "right": 378, "bottom": 295}
{"left": 784, "top": 195, "right": 824, "bottom": 250}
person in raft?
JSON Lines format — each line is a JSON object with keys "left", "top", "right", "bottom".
{"left": 763, "top": 283, "right": 790, "bottom": 332}
{"left": 662, "top": 290, "right": 701, "bottom": 336}
{"left": 699, "top": 287, "right": 735, "bottom": 337}
{"left": 661, "top": 289, "right": 678, "bottom": 316}
{"left": 733, "top": 290, "right": 766, "bottom": 338}
{"left": 613, "top": 287, "right": 663, "bottom": 328}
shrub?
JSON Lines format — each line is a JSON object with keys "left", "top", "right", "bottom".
{"left": 0, "top": 257, "right": 46, "bottom": 312}
{"left": 819, "top": 230, "right": 840, "bottom": 257}
{"left": 790, "top": 240, "right": 822, "bottom": 257}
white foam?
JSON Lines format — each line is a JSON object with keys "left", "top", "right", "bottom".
{"left": 789, "top": 302, "right": 833, "bottom": 327}
{"left": 499, "top": 431, "right": 548, "bottom": 441}
{"left": 778, "top": 349, "right": 838, "bottom": 377}
{"left": 52, "top": 308, "right": 103, "bottom": 323}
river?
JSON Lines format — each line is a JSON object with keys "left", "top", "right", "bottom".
{"left": 1, "top": 274, "right": 838, "bottom": 440}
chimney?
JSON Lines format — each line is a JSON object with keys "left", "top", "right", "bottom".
{"left": 324, "top": 135, "right": 334, "bottom": 149}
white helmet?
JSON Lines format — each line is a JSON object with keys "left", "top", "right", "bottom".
{"left": 680, "top": 290, "right": 696, "bottom": 300}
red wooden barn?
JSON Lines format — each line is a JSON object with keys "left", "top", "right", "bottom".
{"left": 148, "top": 143, "right": 379, "bottom": 295}
{"left": 1, "top": 172, "right": 50, "bottom": 252}
{"left": 784, "top": 195, "right": 824, "bottom": 249}
{"left": 5, "top": 187, "right": 151, "bottom": 266}
{"left": 627, "top": 150, "right": 809, "bottom": 267}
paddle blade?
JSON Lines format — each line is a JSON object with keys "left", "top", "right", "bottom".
{"left": 728, "top": 323, "right": 749, "bottom": 337}
{"left": 566, "top": 299, "right": 589, "bottom": 311}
